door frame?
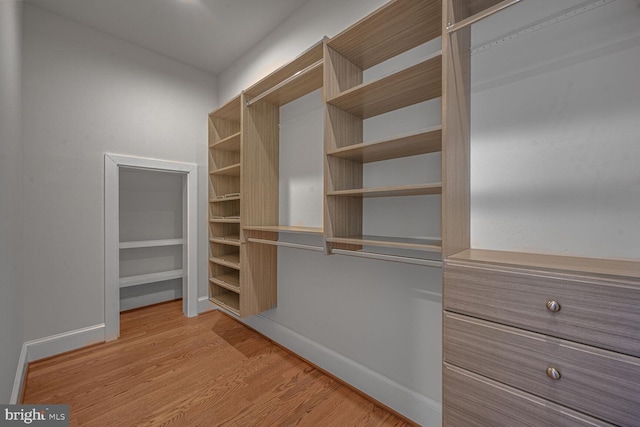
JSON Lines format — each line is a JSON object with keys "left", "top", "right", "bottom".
{"left": 104, "top": 153, "right": 198, "bottom": 341}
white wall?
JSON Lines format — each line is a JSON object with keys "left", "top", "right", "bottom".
{"left": 469, "top": 0, "right": 640, "bottom": 259}
{"left": 22, "top": 4, "right": 217, "bottom": 341}
{"left": 218, "top": 0, "right": 443, "bottom": 425}
{"left": 0, "top": 0, "right": 24, "bottom": 403}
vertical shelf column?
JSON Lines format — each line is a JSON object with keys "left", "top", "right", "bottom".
{"left": 209, "top": 96, "right": 242, "bottom": 315}
{"left": 240, "top": 93, "right": 279, "bottom": 316}
{"left": 323, "top": 41, "right": 364, "bottom": 251}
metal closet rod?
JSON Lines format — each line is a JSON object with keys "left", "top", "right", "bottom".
{"left": 447, "top": 0, "right": 523, "bottom": 33}
{"left": 331, "top": 248, "right": 443, "bottom": 268}
{"left": 245, "top": 59, "right": 324, "bottom": 107}
{"left": 247, "top": 237, "right": 324, "bottom": 253}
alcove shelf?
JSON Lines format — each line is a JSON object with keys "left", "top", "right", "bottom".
{"left": 119, "top": 238, "right": 184, "bottom": 249}
{"left": 244, "top": 225, "right": 323, "bottom": 235}
{"left": 120, "top": 269, "right": 184, "bottom": 288}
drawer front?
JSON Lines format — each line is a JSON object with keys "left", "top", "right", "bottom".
{"left": 443, "top": 363, "right": 614, "bottom": 427}
{"left": 444, "top": 262, "right": 640, "bottom": 357}
{"left": 444, "top": 312, "right": 640, "bottom": 427}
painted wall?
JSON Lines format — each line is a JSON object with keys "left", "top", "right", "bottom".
{"left": 22, "top": 4, "right": 217, "bottom": 340}
{"left": 0, "top": 0, "right": 24, "bottom": 403}
{"left": 218, "top": 0, "right": 443, "bottom": 425}
{"left": 469, "top": 0, "right": 640, "bottom": 258}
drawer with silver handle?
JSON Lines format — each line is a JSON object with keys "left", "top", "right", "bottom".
{"left": 444, "top": 312, "right": 640, "bottom": 427}
{"left": 443, "top": 363, "right": 614, "bottom": 427}
{"left": 444, "top": 261, "right": 640, "bottom": 357}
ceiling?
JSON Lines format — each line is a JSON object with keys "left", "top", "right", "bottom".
{"left": 25, "top": 0, "right": 311, "bottom": 75}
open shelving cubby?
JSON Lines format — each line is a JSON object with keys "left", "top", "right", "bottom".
{"left": 323, "top": 0, "right": 443, "bottom": 255}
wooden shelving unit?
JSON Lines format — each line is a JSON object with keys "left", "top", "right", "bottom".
{"left": 208, "top": 95, "right": 245, "bottom": 315}
{"left": 324, "top": 0, "right": 443, "bottom": 254}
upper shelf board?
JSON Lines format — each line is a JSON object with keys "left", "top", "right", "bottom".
{"left": 210, "top": 95, "right": 241, "bottom": 122}
{"left": 326, "top": 54, "right": 442, "bottom": 119}
{"left": 328, "top": 0, "right": 441, "bottom": 70}
{"left": 327, "top": 126, "right": 442, "bottom": 163}
{"left": 210, "top": 132, "right": 241, "bottom": 151}
{"left": 245, "top": 41, "right": 324, "bottom": 107}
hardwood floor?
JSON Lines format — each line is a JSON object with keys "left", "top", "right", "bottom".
{"left": 23, "top": 300, "right": 416, "bottom": 426}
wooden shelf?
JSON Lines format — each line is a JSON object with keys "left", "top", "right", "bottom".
{"left": 447, "top": 0, "right": 522, "bottom": 33}
{"left": 209, "top": 217, "right": 240, "bottom": 224}
{"left": 245, "top": 41, "right": 324, "bottom": 106}
{"left": 326, "top": 54, "right": 442, "bottom": 119}
{"left": 328, "top": 235, "right": 442, "bottom": 252}
{"left": 449, "top": 249, "right": 640, "bottom": 280}
{"left": 327, "top": 0, "right": 441, "bottom": 70}
{"left": 209, "top": 235, "right": 241, "bottom": 246}
{"left": 210, "top": 163, "right": 240, "bottom": 176}
{"left": 119, "top": 269, "right": 183, "bottom": 288}
{"left": 327, "top": 183, "right": 442, "bottom": 198}
{"left": 210, "top": 95, "right": 241, "bottom": 122}
{"left": 209, "top": 254, "right": 240, "bottom": 270}
{"left": 210, "top": 274, "right": 240, "bottom": 294}
{"left": 119, "top": 238, "right": 184, "bottom": 249}
{"left": 210, "top": 132, "right": 241, "bottom": 151}
{"left": 209, "top": 289, "right": 240, "bottom": 315}
{"left": 209, "top": 194, "right": 241, "bottom": 203}
{"left": 327, "top": 126, "right": 442, "bottom": 163}
{"left": 244, "top": 225, "right": 323, "bottom": 235}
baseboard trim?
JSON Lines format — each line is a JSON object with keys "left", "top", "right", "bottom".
{"left": 9, "top": 343, "right": 28, "bottom": 404}
{"left": 11, "top": 324, "right": 106, "bottom": 403}
{"left": 198, "top": 296, "right": 218, "bottom": 314}
{"left": 240, "top": 313, "right": 442, "bottom": 427}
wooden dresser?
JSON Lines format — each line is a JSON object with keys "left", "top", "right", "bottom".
{"left": 442, "top": 249, "right": 640, "bottom": 426}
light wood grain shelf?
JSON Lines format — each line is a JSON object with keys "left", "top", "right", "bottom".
{"left": 209, "top": 217, "right": 241, "bottom": 224}
{"left": 327, "top": 126, "right": 442, "bottom": 163}
{"left": 210, "top": 95, "right": 241, "bottom": 122}
{"left": 119, "top": 269, "right": 183, "bottom": 288}
{"left": 210, "top": 163, "right": 240, "bottom": 176}
{"left": 327, "top": 183, "right": 442, "bottom": 198}
{"left": 209, "top": 194, "right": 241, "bottom": 203}
{"left": 210, "top": 132, "right": 241, "bottom": 151}
{"left": 209, "top": 235, "right": 241, "bottom": 247}
{"left": 244, "top": 225, "right": 324, "bottom": 235}
{"left": 449, "top": 248, "right": 640, "bottom": 280}
{"left": 119, "top": 238, "right": 184, "bottom": 249}
{"left": 209, "top": 289, "right": 240, "bottom": 315}
{"left": 327, "top": 0, "right": 441, "bottom": 70}
{"left": 245, "top": 41, "right": 324, "bottom": 106}
{"left": 326, "top": 54, "right": 442, "bottom": 119}
{"left": 209, "top": 254, "right": 240, "bottom": 270}
{"left": 209, "top": 274, "right": 240, "bottom": 294}
{"left": 328, "top": 235, "right": 442, "bottom": 253}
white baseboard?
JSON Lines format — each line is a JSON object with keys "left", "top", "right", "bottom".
{"left": 9, "top": 343, "right": 28, "bottom": 404}
{"left": 198, "top": 296, "right": 218, "bottom": 314}
{"left": 11, "top": 324, "right": 106, "bottom": 402}
{"left": 240, "top": 313, "right": 442, "bottom": 427}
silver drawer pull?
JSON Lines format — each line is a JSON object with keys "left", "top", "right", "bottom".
{"left": 546, "top": 300, "right": 561, "bottom": 313}
{"left": 546, "top": 367, "right": 562, "bottom": 381}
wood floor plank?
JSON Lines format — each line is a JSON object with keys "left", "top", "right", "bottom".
{"left": 23, "top": 300, "right": 417, "bottom": 426}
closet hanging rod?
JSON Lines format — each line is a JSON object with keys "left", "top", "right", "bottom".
{"left": 246, "top": 59, "right": 324, "bottom": 107}
{"left": 247, "top": 237, "right": 324, "bottom": 253}
{"left": 331, "top": 249, "right": 443, "bottom": 268}
{"left": 446, "top": 0, "right": 523, "bottom": 34}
